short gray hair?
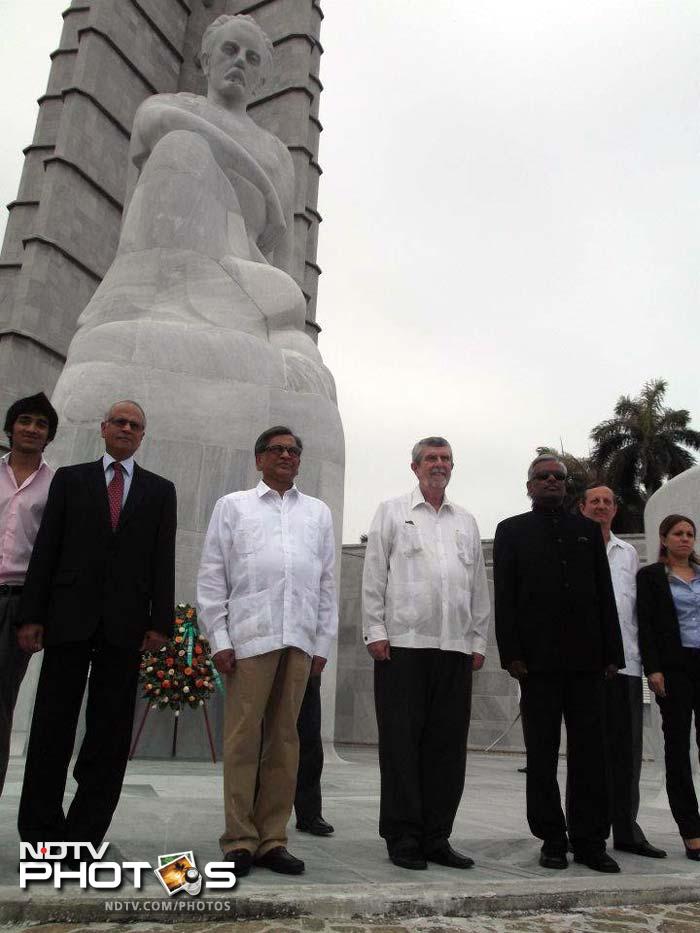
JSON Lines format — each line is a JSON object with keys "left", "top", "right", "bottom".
{"left": 411, "top": 436, "right": 452, "bottom": 465}
{"left": 199, "top": 14, "right": 273, "bottom": 93}
{"left": 104, "top": 400, "right": 147, "bottom": 427}
{"left": 527, "top": 454, "right": 567, "bottom": 481}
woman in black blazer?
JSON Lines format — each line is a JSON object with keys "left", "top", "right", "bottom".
{"left": 637, "top": 513, "right": 700, "bottom": 860}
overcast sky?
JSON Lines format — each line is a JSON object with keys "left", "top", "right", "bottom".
{"left": 1, "top": 1, "right": 698, "bottom": 541}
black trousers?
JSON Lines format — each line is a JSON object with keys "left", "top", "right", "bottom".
{"left": 656, "top": 650, "right": 700, "bottom": 839}
{"left": 374, "top": 647, "right": 472, "bottom": 854}
{"left": 294, "top": 674, "right": 324, "bottom": 823}
{"left": 521, "top": 671, "right": 609, "bottom": 855}
{"left": 18, "top": 633, "right": 140, "bottom": 846}
{"left": 605, "top": 674, "right": 646, "bottom": 846}
{"left": 0, "top": 592, "right": 29, "bottom": 798}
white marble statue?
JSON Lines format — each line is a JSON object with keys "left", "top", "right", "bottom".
{"left": 49, "top": 14, "right": 345, "bottom": 602}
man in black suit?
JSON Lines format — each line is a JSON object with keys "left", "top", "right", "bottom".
{"left": 494, "top": 454, "right": 624, "bottom": 874}
{"left": 16, "top": 400, "right": 176, "bottom": 848}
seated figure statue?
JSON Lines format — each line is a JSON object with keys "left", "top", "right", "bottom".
{"left": 50, "top": 14, "right": 344, "bottom": 590}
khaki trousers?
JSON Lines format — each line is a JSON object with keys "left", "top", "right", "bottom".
{"left": 221, "top": 647, "right": 311, "bottom": 857}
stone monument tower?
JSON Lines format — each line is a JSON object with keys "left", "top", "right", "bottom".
{"left": 1, "top": 0, "right": 343, "bottom": 751}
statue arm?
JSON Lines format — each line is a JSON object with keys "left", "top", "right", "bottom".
{"left": 131, "top": 96, "right": 287, "bottom": 254}
{"left": 131, "top": 96, "right": 242, "bottom": 173}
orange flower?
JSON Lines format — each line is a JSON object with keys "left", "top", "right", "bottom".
{"left": 162, "top": 680, "right": 171, "bottom": 689}
{"left": 194, "top": 645, "right": 203, "bottom": 656}
{"left": 184, "top": 667, "right": 193, "bottom": 676}
{"left": 165, "top": 657, "right": 174, "bottom": 666}
{"left": 174, "top": 636, "right": 183, "bottom": 644}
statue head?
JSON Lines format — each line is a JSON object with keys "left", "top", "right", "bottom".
{"left": 199, "top": 15, "right": 273, "bottom": 101}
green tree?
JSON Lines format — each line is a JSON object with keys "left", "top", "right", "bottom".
{"left": 590, "top": 379, "right": 700, "bottom": 526}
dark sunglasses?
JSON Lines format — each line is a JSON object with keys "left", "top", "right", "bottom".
{"left": 532, "top": 470, "right": 566, "bottom": 482}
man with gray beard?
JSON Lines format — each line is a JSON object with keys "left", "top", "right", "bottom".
{"left": 362, "top": 437, "right": 490, "bottom": 871}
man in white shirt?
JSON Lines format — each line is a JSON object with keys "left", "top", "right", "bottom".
{"left": 362, "top": 436, "right": 490, "bottom": 871}
{"left": 197, "top": 426, "right": 337, "bottom": 878}
{"left": 0, "top": 392, "right": 57, "bottom": 798}
{"left": 580, "top": 485, "right": 666, "bottom": 859}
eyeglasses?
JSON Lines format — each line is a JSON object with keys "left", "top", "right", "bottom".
{"left": 263, "top": 444, "right": 301, "bottom": 458}
{"left": 532, "top": 470, "right": 566, "bottom": 481}
{"left": 108, "top": 418, "right": 144, "bottom": 431}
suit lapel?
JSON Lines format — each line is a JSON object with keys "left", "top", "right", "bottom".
{"left": 88, "top": 459, "right": 113, "bottom": 534}
{"left": 118, "top": 463, "right": 146, "bottom": 533}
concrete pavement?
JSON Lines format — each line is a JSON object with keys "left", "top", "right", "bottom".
{"left": 1, "top": 746, "right": 699, "bottom": 924}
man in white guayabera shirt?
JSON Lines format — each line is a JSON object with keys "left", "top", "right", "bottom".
{"left": 362, "top": 436, "right": 490, "bottom": 871}
{"left": 579, "top": 484, "right": 666, "bottom": 859}
{"left": 197, "top": 426, "right": 337, "bottom": 879}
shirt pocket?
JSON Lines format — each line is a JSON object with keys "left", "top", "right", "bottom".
{"left": 388, "top": 581, "right": 430, "bottom": 632}
{"left": 227, "top": 591, "right": 272, "bottom": 646}
{"left": 237, "top": 518, "right": 265, "bottom": 555}
{"left": 400, "top": 524, "right": 423, "bottom": 556}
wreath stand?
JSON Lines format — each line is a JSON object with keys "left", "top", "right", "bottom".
{"left": 129, "top": 701, "right": 217, "bottom": 763}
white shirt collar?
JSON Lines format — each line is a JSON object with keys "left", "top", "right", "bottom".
{"left": 607, "top": 531, "right": 624, "bottom": 553}
{"left": 410, "top": 484, "right": 453, "bottom": 512}
{"left": 256, "top": 479, "right": 298, "bottom": 498}
{"left": 103, "top": 452, "right": 135, "bottom": 477}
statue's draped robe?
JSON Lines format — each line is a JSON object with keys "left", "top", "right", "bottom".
{"left": 49, "top": 92, "right": 344, "bottom": 602}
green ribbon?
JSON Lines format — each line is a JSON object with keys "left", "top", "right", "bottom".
{"left": 181, "top": 618, "right": 197, "bottom": 666}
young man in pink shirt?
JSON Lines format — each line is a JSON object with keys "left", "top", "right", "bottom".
{"left": 0, "top": 392, "right": 57, "bottom": 797}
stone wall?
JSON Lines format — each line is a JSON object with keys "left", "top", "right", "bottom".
{"left": 335, "top": 535, "right": 652, "bottom": 755}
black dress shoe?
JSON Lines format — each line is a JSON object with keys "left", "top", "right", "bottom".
{"left": 614, "top": 841, "right": 667, "bottom": 859}
{"left": 573, "top": 851, "right": 620, "bottom": 873}
{"left": 254, "top": 846, "right": 305, "bottom": 875}
{"left": 390, "top": 849, "right": 427, "bottom": 870}
{"left": 684, "top": 842, "right": 700, "bottom": 861}
{"left": 389, "top": 852, "right": 428, "bottom": 871}
{"left": 539, "top": 852, "right": 568, "bottom": 870}
{"left": 426, "top": 843, "right": 474, "bottom": 869}
{"left": 296, "top": 815, "right": 334, "bottom": 836}
{"left": 224, "top": 848, "right": 252, "bottom": 877}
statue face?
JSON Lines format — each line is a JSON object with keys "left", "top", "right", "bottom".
{"left": 203, "top": 20, "right": 265, "bottom": 102}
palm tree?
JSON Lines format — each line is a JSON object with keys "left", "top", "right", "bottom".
{"left": 590, "top": 378, "right": 700, "bottom": 502}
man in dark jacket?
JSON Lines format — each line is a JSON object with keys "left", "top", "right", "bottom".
{"left": 494, "top": 455, "right": 624, "bottom": 873}
{"left": 17, "top": 400, "right": 176, "bottom": 848}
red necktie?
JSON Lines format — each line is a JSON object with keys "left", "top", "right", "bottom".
{"left": 108, "top": 462, "right": 124, "bottom": 530}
